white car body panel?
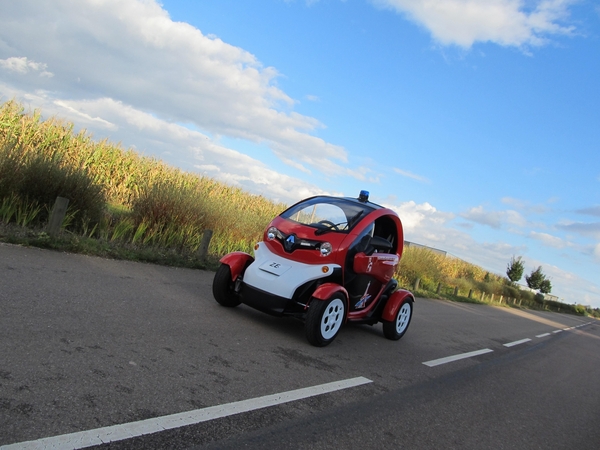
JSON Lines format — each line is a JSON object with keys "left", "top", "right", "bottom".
{"left": 243, "top": 242, "right": 340, "bottom": 299}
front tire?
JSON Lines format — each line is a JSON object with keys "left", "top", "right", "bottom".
{"left": 383, "top": 301, "right": 412, "bottom": 340}
{"left": 212, "top": 264, "right": 241, "bottom": 307}
{"left": 305, "top": 295, "right": 346, "bottom": 347}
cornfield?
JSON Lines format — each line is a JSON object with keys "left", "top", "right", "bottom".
{"left": 2, "top": 99, "right": 583, "bottom": 313}
{"left": 0, "top": 100, "right": 283, "bottom": 256}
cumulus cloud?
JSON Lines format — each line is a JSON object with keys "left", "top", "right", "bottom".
{"left": 460, "top": 205, "right": 527, "bottom": 229}
{"left": 0, "top": 56, "right": 54, "bottom": 77}
{"left": 529, "top": 231, "right": 569, "bottom": 249}
{"left": 0, "top": 0, "right": 349, "bottom": 177}
{"left": 372, "top": 0, "right": 576, "bottom": 48}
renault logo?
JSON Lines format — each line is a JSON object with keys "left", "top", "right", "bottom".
{"left": 284, "top": 234, "right": 296, "bottom": 251}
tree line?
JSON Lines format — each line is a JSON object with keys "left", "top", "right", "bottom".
{"left": 506, "top": 256, "right": 552, "bottom": 294}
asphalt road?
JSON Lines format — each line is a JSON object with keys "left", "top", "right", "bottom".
{"left": 1, "top": 243, "right": 599, "bottom": 449}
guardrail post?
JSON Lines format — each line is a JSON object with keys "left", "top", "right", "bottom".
{"left": 47, "top": 196, "right": 69, "bottom": 237}
{"left": 197, "top": 229, "right": 213, "bottom": 260}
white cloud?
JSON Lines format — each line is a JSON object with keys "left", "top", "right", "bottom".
{"left": 460, "top": 205, "right": 527, "bottom": 229}
{"left": 0, "top": 56, "right": 53, "bottom": 77}
{"left": 0, "top": 0, "right": 350, "bottom": 177}
{"left": 529, "top": 231, "right": 569, "bottom": 249}
{"left": 372, "top": 0, "right": 576, "bottom": 48}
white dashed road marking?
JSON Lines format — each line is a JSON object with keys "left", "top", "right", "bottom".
{"left": 424, "top": 321, "right": 594, "bottom": 368}
{"left": 422, "top": 348, "right": 494, "bottom": 367}
{"left": 503, "top": 338, "right": 532, "bottom": 347}
{"left": 2, "top": 377, "right": 372, "bottom": 450}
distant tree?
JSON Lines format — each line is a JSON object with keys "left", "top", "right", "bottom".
{"left": 506, "top": 256, "right": 525, "bottom": 283}
{"left": 525, "top": 266, "right": 546, "bottom": 290}
{"left": 539, "top": 278, "right": 552, "bottom": 294}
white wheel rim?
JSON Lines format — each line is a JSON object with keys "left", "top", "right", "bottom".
{"left": 320, "top": 299, "right": 345, "bottom": 339}
{"left": 395, "top": 303, "right": 411, "bottom": 334}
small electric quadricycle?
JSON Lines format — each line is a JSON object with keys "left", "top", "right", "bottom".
{"left": 212, "top": 191, "right": 414, "bottom": 346}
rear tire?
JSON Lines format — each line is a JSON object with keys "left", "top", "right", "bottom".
{"left": 212, "top": 264, "right": 241, "bottom": 307}
{"left": 383, "top": 301, "right": 412, "bottom": 340}
{"left": 305, "top": 294, "right": 346, "bottom": 347}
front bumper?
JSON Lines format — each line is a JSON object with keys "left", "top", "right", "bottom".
{"left": 239, "top": 242, "right": 341, "bottom": 316}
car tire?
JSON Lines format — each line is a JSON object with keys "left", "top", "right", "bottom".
{"left": 305, "top": 294, "right": 346, "bottom": 347}
{"left": 383, "top": 300, "right": 412, "bottom": 340}
{"left": 212, "top": 264, "right": 241, "bottom": 307}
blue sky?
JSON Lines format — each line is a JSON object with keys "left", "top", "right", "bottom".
{"left": 1, "top": 0, "right": 599, "bottom": 307}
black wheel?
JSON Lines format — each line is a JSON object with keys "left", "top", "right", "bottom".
{"left": 305, "top": 294, "right": 346, "bottom": 347}
{"left": 383, "top": 301, "right": 412, "bottom": 340}
{"left": 212, "top": 264, "right": 241, "bottom": 307}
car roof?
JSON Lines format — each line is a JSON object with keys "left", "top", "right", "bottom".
{"left": 301, "top": 195, "right": 384, "bottom": 210}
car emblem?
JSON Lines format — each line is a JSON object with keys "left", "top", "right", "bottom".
{"left": 284, "top": 234, "right": 296, "bottom": 251}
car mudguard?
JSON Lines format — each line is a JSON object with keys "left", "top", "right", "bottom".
{"left": 220, "top": 252, "right": 254, "bottom": 281}
{"left": 381, "top": 289, "right": 414, "bottom": 322}
{"left": 311, "top": 283, "right": 349, "bottom": 314}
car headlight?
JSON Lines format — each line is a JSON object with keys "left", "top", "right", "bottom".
{"left": 320, "top": 242, "right": 332, "bottom": 256}
{"left": 267, "top": 226, "right": 279, "bottom": 240}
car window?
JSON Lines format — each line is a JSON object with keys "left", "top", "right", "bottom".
{"left": 290, "top": 203, "right": 348, "bottom": 228}
{"left": 281, "top": 197, "right": 375, "bottom": 233}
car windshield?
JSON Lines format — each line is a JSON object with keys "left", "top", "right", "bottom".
{"left": 281, "top": 197, "right": 376, "bottom": 234}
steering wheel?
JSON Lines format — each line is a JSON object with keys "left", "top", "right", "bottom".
{"left": 317, "top": 220, "right": 340, "bottom": 231}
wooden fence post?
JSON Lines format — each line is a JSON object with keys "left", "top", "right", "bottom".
{"left": 436, "top": 282, "right": 442, "bottom": 294}
{"left": 197, "top": 229, "right": 213, "bottom": 260}
{"left": 413, "top": 278, "right": 420, "bottom": 291}
{"left": 468, "top": 289, "right": 473, "bottom": 299}
{"left": 46, "top": 196, "right": 69, "bottom": 237}
{"left": 453, "top": 286, "right": 459, "bottom": 296}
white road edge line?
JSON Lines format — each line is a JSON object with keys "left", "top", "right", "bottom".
{"left": 536, "top": 333, "right": 551, "bottom": 338}
{"left": 423, "top": 348, "right": 493, "bottom": 367}
{"left": 2, "top": 377, "right": 372, "bottom": 450}
{"left": 503, "top": 338, "right": 532, "bottom": 348}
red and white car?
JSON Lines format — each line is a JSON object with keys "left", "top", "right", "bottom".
{"left": 212, "top": 191, "right": 414, "bottom": 346}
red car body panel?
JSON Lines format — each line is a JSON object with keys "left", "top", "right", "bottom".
{"left": 381, "top": 289, "right": 415, "bottom": 322}
{"left": 311, "top": 283, "right": 349, "bottom": 304}
{"left": 220, "top": 251, "right": 254, "bottom": 281}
